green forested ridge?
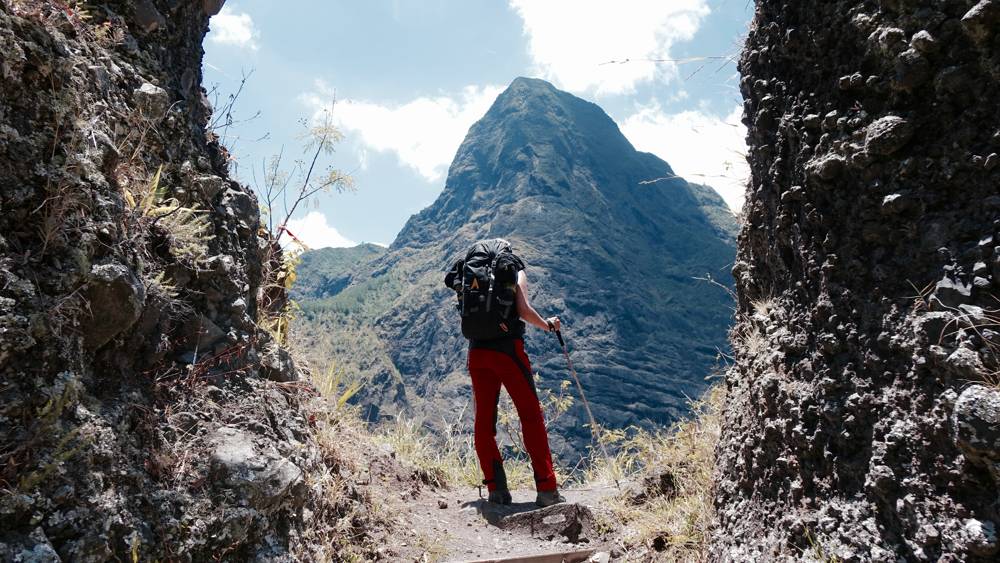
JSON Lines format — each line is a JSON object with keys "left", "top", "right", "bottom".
{"left": 294, "top": 242, "right": 387, "bottom": 301}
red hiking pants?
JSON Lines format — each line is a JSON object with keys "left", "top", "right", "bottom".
{"left": 468, "top": 339, "right": 557, "bottom": 492}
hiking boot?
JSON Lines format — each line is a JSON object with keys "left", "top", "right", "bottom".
{"left": 486, "top": 459, "right": 512, "bottom": 504}
{"left": 535, "top": 489, "right": 566, "bottom": 507}
{"left": 488, "top": 488, "right": 513, "bottom": 505}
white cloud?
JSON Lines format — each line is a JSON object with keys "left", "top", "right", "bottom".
{"left": 284, "top": 211, "right": 356, "bottom": 250}
{"left": 620, "top": 103, "right": 749, "bottom": 211}
{"left": 208, "top": 6, "right": 259, "bottom": 50}
{"left": 300, "top": 83, "right": 503, "bottom": 182}
{"left": 508, "top": 0, "right": 710, "bottom": 95}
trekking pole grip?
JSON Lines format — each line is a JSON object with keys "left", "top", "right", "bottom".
{"left": 555, "top": 330, "right": 565, "bottom": 348}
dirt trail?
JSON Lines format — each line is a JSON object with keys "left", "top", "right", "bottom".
{"left": 405, "top": 485, "right": 619, "bottom": 562}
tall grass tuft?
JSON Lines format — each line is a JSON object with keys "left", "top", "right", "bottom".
{"left": 592, "top": 385, "right": 725, "bottom": 560}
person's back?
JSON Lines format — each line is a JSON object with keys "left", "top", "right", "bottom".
{"left": 444, "top": 238, "right": 566, "bottom": 506}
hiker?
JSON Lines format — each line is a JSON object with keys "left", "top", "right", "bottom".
{"left": 445, "top": 239, "right": 566, "bottom": 507}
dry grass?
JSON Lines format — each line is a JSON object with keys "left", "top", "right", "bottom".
{"left": 940, "top": 296, "right": 1000, "bottom": 388}
{"left": 751, "top": 296, "right": 775, "bottom": 318}
{"left": 372, "top": 415, "right": 469, "bottom": 488}
{"left": 373, "top": 415, "right": 570, "bottom": 493}
{"left": 298, "top": 410, "right": 400, "bottom": 561}
{"left": 146, "top": 201, "right": 214, "bottom": 263}
{"left": 908, "top": 284, "right": 1000, "bottom": 388}
{"left": 728, "top": 296, "right": 776, "bottom": 360}
{"left": 592, "top": 385, "right": 724, "bottom": 561}
{"left": 730, "top": 320, "right": 766, "bottom": 359}
{"left": 296, "top": 368, "right": 415, "bottom": 561}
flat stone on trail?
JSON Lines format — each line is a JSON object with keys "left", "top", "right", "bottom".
{"left": 458, "top": 549, "right": 598, "bottom": 563}
{"left": 473, "top": 501, "right": 595, "bottom": 543}
{"left": 417, "top": 486, "right": 615, "bottom": 560}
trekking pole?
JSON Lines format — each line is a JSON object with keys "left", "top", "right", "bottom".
{"left": 554, "top": 330, "right": 621, "bottom": 491}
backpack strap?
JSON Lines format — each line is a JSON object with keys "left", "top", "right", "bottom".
{"left": 460, "top": 260, "right": 467, "bottom": 316}
{"left": 485, "top": 251, "right": 504, "bottom": 313}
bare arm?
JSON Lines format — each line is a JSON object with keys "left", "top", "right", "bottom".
{"left": 515, "top": 270, "right": 560, "bottom": 332}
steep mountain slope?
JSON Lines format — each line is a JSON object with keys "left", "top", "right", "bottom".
{"left": 293, "top": 77, "right": 737, "bottom": 453}
{"left": 713, "top": 1, "right": 1000, "bottom": 560}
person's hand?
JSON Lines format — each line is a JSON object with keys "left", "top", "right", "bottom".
{"left": 545, "top": 316, "right": 561, "bottom": 332}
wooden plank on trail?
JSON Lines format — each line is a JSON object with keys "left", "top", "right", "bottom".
{"left": 456, "top": 548, "right": 596, "bottom": 563}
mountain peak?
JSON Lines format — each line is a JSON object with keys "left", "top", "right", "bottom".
{"left": 509, "top": 75, "right": 556, "bottom": 89}
{"left": 505, "top": 76, "right": 560, "bottom": 96}
{"left": 487, "top": 76, "right": 606, "bottom": 131}
{"left": 392, "top": 78, "right": 736, "bottom": 249}
{"left": 458, "top": 77, "right": 639, "bottom": 178}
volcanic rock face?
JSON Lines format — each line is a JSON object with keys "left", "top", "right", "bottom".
{"left": 294, "top": 77, "right": 737, "bottom": 454}
{"left": 0, "top": 2, "right": 320, "bottom": 559}
{"left": 713, "top": 1, "right": 1000, "bottom": 561}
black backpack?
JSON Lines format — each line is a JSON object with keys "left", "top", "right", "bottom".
{"left": 444, "top": 239, "right": 524, "bottom": 341}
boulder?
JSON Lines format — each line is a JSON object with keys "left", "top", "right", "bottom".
{"left": 82, "top": 263, "right": 145, "bottom": 350}
{"left": 259, "top": 340, "right": 299, "bottom": 382}
{"left": 498, "top": 503, "right": 595, "bottom": 544}
{"left": 894, "top": 48, "right": 930, "bottom": 91}
{"left": 134, "top": 83, "right": 169, "bottom": 118}
{"left": 209, "top": 426, "right": 304, "bottom": 510}
{"left": 875, "top": 27, "right": 906, "bottom": 56}
{"left": 963, "top": 518, "right": 999, "bottom": 557}
{"left": 910, "top": 30, "right": 938, "bottom": 54}
{"left": 865, "top": 116, "right": 914, "bottom": 156}
{"left": 193, "top": 174, "right": 225, "bottom": 200}
{"left": 203, "top": 0, "right": 227, "bottom": 17}
{"left": 946, "top": 348, "right": 987, "bottom": 379}
{"left": 0, "top": 527, "right": 60, "bottom": 563}
{"left": 953, "top": 385, "right": 1000, "bottom": 467}
{"left": 0, "top": 302, "right": 34, "bottom": 364}
{"left": 962, "top": 1, "right": 1000, "bottom": 43}
{"left": 133, "top": 0, "right": 166, "bottom": 33}
{"left": 218, "top": 187, "right": 260, "bottom": 234}
{"left": 178, "top": 314, "right": 227, "bottom": 357}
{"left": 805, "top": 153, "right": 847, "bottom": 181}
{"left": 930, "top": 276, "right": 971, "bottom": 309}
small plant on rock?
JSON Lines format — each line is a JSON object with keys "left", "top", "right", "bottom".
{"left": 125, "top": 165, "right": 214, "bottom": 266}
{"left": 252, "top": 105, "right": 355, "bottom": 341}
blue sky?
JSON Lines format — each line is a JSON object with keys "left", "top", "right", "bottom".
{"left": 203, "top": 1, "right": 752, "bottom": 248}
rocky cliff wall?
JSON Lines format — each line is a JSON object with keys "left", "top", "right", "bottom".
{"left": 713, "top": 1, "right": 1000, "bottom": 561}
{"left": 0, "top": 1, "right": 327, "bottom": 559}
